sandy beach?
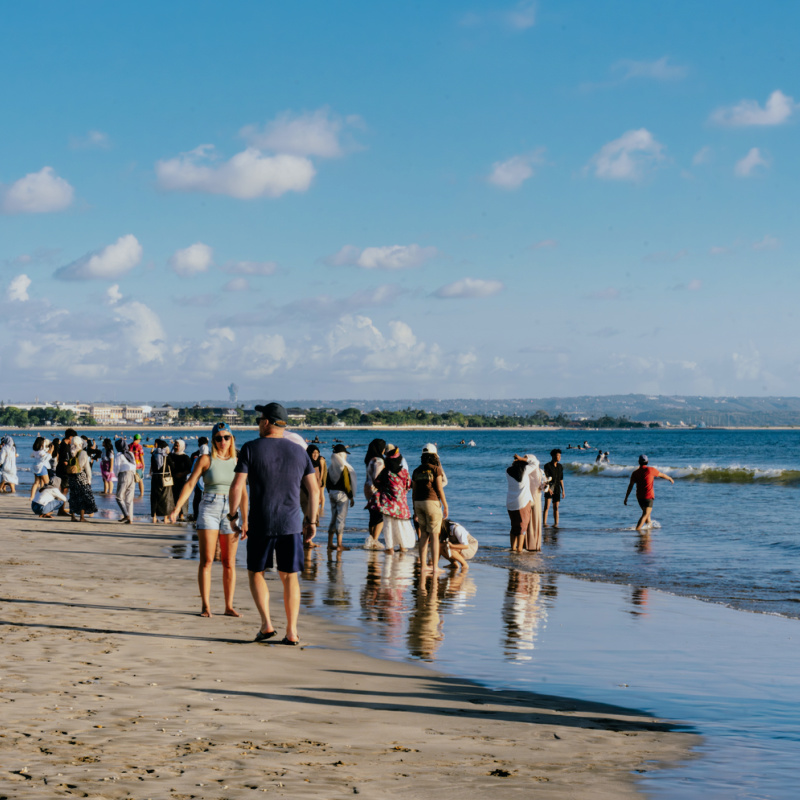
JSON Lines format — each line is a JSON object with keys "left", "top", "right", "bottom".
{"left": 0, "top": 496, "right": 695, "bottom": 799}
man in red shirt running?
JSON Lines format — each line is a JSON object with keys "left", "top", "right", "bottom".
{"left": 624, "top": 454, "right": 674, "bottom": 530}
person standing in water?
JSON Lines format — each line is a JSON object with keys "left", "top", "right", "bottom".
{"left": 624, "top": 454, "right": 674, "bottom": 530}
{"left": 543, "top": 449, "right": 565, "bottom": 527}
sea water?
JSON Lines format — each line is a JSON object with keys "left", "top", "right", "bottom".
{"left": 6, "top": 426, "right": 800, "bottom": 798}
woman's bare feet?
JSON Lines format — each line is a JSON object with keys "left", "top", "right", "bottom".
{"left": 200, "top": 607, "right": 212, "bottom": 618}
{"left": 224, "top": 608, "right": 241, "bottom": 617}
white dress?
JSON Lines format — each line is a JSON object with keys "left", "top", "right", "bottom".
{"left": 0, "top": 443, "right": 18, "bottom": 485}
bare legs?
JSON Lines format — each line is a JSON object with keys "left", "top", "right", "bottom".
{"left": 198, "top": 529, "right": 240, "bottom": 617}
{"left": 247, "top": 570, "right": 300, "bottom": 642}
{"left": 636, "top": 505, "right": 653, "bottom": 531}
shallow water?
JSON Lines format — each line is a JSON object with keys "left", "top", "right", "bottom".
{"left": 7, "top": 424, "right": 800, "bottom": 797}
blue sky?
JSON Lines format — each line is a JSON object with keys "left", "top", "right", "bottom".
{"left": 1, "top": 1, "right": 797, "bottom": 402}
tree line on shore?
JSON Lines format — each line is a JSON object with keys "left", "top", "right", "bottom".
{"left": 0, "top": 404, "right": 657, "bottom": 429}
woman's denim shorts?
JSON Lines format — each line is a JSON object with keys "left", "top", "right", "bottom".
{"left": 196, "top": 493, "right": 234, "bottom": 534}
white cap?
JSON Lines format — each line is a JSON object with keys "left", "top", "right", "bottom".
{"left": 422, "top": 443, "right": 438, "bottom": 455}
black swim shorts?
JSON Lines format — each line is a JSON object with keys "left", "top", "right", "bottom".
{"left": 247, "top": 533, "right": 304, "bottom": 574}
{"left": 638, "top": 498, "right": 654, "bottom": 510}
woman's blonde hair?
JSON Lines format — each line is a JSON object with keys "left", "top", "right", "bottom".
{"left": 211, "top": 430, "right": 236, "bottom": 460}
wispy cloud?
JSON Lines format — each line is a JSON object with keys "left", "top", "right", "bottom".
{"left": 435, "top": 278, "right": 504, "bottom": 299}
{"left": 221, "top": 260, "right": 278, "bottom": 276}
{"left": 612, "top": 56, "right": 688, "bottom": 82}
{"left": 588, "top": 129, "right": 665, "bottom": 181}
{"left": 169, "top": 243, "right": 214, "bottom": 277}
{"left": 692, "top": 146, "right": 712, "bottom": 166}
{"left": 734, "top": 147, "right": 769, "bottom": 177}
{"left": 753, "top": 234, "right": 779, "bottom": 251}
{"left": 531, "top": 239, "right": 558, "bottom": 250}
{"left": 70, "top": 130, "right": 111, "bottom": 150}
{"left": 487, "top": 149, "right": 544, "bottom": 189}
{"left": 711, "top": 90, "right": 796, "bottom": 127}
{"left": 326, "top": 244, "right": 438, "bottom": 270}
{"left": 240, "top": 108, "right": 363, "bottom": 158}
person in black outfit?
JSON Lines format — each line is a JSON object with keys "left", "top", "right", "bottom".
{"left": 543, "top": 449, "right": 565, "bottom": 527}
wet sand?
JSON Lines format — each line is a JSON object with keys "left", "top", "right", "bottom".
{"left": 1, "top": 496, "right": 695, "bottom": 799}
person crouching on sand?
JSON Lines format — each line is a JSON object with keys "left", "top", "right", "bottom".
{"left": 624, "top": 454, "right": 674, "bottom": 530}
{"left": 31, "top": 483, "right": 67, "bottom": 518}
{"left": 439, "top": 519, "right": 478, "bottom": 571}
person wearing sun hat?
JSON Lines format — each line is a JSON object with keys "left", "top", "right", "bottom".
{"left": 228, "top": 402, "right": 319, "bottom": 646}
{"left": 168, "top": 421, "right": 245, "bottom": 618}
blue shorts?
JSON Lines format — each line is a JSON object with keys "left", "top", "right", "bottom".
{"left": 247, "top": 533, "right": 304, "bottom": 574}
{"left": 135, "top": 468, "right": 144, "bottom": 479}
{"left": 196, "top": 493, "right": 234, "bottom": 534}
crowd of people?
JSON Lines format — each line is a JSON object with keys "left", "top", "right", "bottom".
{"left": 3, "top": 406, "right": 673, "bottom": 644}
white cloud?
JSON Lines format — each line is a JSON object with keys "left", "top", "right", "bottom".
{"left": 612, "top": 57, "right": 688, "bottom": 81}
{"left": 589, "top": 129, "right": 665, "bottom": 181}
{"left": 113, "top": 301, "right": 166, "bottom": 364}
{"left": 105, "top": 284, "right": 123, "bottom": 305}
{"left": 753, "top": 234, "right": 779, "bottom": 251}
{"left": 488, "top": 150, "right": 544, "bottom": 189}
{"left": 7, "top": 274, "right": 31, "bottom": 302}
{"left": 221, "top": 260, "right": 278, "bottom": 276}
{"left": 711, "top": 90, "right": 796, "bottom": 127}
{"left": 223, "top": 277, "right": 250, "bottom": 292}
{"left": 435, "top": 277, "right": 504, "bottom": 299}
{"left": 70, "top": 130, "right": 111, "bottom": 150}
{"left": 55, "top": 234, "right": 143, "bottom": 281}
{"left": 506, "top": 1, "right": 536, "bottom": 30}
{"left": 1, "top": 166, "right": 74, "bottom": 214}
{"left": 734, "top": 147, "right": 769, "bottom": 177}
{"left": 327, "top": 244, "right": 438, "bottom": 270}
{"left": 532, "top": 239, "right": 558, "bottom": 249}
{"left": 692, "top": 146, "right": 712, "bottom": 166}
{"left": 156, "top": 145, "right": 315, "bottom": 199}
{"left": 169, "top": 242, "right": 214, "bottom": 277}
{"left": 733, "top": 344, "right": 761, "bottom": 381}
{"left": 240, "top": 333, "right": 290, "bottom": 379}
{"left": 240, "top": 108, "right": 361, "bottom": 158}
{"left": 492, "top": 356, "right": 514, "bottom": 372}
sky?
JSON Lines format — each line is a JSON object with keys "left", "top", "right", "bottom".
{"left": 1, "top": 0, "right": 798, "bottom": 403}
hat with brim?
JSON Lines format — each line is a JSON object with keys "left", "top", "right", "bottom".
{"left": 422, "top": 443, "right": 438, "bottom": 455}
{"left": 332, "top": 444, "right": 350, "bottom": 454}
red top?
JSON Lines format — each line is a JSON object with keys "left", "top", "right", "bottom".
{"left": 632, "top": 466, "right": 659, "bottom": 500}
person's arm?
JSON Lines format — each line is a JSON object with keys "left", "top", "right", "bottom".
{"left": 228, "top": 472, "right": 249, "bottom": 540}
{"left": 657, "top": 471, "right": 675, "bottom": 484}
{"left": 347, "top": 465, "right": 355, "bottom": 506}
{"left": 167, "top": 455, "right": 209, "bottom": 523}
{"left": 302, "top": 472, "right": 320, "bottom": 542}
{"left": 624, "top": 475, "right": 635, "bottom": 505}
{"left": 434, "top": 474, "right": 448, "bottom": 519}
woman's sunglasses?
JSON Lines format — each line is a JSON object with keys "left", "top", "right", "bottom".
{"left": 214, "top": 434, "right": 232, "bottom": 442}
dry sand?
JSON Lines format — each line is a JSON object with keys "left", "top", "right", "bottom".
{"left": 0, "top": 496, "right": 696, "bottom": 799}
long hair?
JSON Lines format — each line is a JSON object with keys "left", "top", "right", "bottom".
{"left": 33, "top": 436, "right": 45, "bottom": 452}
{"left": 421, "top": 452, "right": 440, "bottom": 468}
{"left": 364, "top": 438, "right": 386, "bottom": 466}
{"left": 212, "top": 431, "right": 236, "bottom": 460}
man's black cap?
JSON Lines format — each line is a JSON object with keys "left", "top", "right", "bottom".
{"left": 255, "top": 402, "right": 288, "bottom": 424}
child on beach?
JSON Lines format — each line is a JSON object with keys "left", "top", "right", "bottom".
{"left": 439, "top": 519, "right": 478, "bottom": 571}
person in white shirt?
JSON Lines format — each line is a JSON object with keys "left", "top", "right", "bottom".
{"left": 114, "top": 440, "right": 138, "bottom": 524}
{"left": 439, "top": 519, "right": 478, "bottom": 571}
{"left": 31, "top": 485, "right": 67, "bottom": 518}
{"left": 506, "top": 453, "right": 537, "bottom": 552}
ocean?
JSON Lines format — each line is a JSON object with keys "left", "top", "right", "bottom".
{"left": 5, "top": 425, "right": 800, "bottom": 798}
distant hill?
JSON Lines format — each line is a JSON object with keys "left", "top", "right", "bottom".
{"left": 161, "top": 395, "right": 800, "bottom": 427}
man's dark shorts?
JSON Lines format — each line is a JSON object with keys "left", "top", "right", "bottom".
{"left": 247, "top": 534, "right": 304, "bottom": 574}
{"left": 638, "top": 498, "right": 654, "bottom": 511}
{"left": 548, "top": 490, "right": 562, "bottom": 503}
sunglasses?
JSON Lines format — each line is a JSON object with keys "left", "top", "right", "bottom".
{"left": 214, "top": 435, "right": 232, "bottom": 442}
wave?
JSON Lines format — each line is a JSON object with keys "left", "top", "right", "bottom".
{"left": 565, "top": 462, "right": 800, "bottom": 485}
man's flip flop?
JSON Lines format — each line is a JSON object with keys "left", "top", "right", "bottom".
{"left": 280, "top": 637, "right": 300, "bottom": 646}
{"left": 254, "top": 629, "right": 277, "bottom": 643}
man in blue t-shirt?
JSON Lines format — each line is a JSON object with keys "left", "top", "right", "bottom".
{"left": 229, "top": 402, "right": 318, "bottom": 646}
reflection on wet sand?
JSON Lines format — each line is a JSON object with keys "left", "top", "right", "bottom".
{"left": 629, "top": 586, "right": 650, "bottom": 617}
{"left": 323, "top": 549, "right": 352, "bottom": 609}
{"left": 501, "top": 569, "right": 555, "bottom": 662}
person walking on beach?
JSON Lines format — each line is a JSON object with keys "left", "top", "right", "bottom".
{"left": 100, "top": 438, "right": 116, "bottom": 495}
{"left": 150, "top": 439, "right": 175, "bottom": 523}
{"left": 543, "top": 449, "right": 565, "bottom": 527}
{"left": 169, "top": 423, "right": 245, "bottom": 618}
{"left": 129, "top": 433, "right": 145, "bottom": 498}
{"left": 228, "top": 402, "right": 318, "bottom": 646}
{"left": 301, "top": 445, "right": 326, "bottom": 547}
{"left": 114, "top": 440, "right": 137, "bottom": 524}
{"left": 624, "top": 454, "right": 674, "bottom": 530}
{"left": 326, "top": 444, "right": 355, "bottom": 551}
